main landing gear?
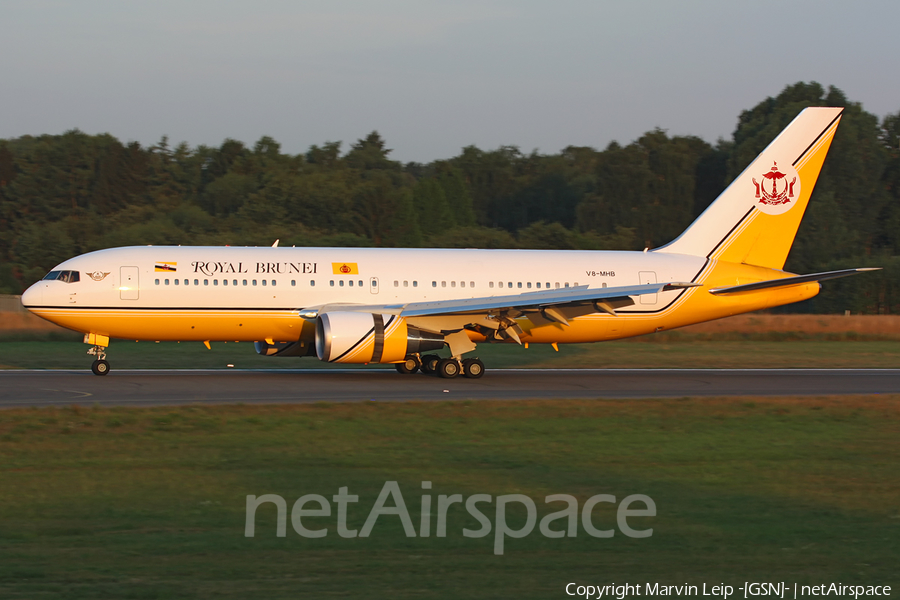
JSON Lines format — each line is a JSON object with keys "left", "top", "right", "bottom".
{"left": 396, "top": 354, "right": 485, "bottom": 379}
{"left": 87, "top": 345, "right": 110, "bottom": 376}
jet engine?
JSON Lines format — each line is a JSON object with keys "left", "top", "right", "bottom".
{"left": 315, "top": 312, "right": 444, "bottom": 363}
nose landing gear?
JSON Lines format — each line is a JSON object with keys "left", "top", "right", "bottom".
{"left": 87, "top": 345, "right": 110, "bottom": 376}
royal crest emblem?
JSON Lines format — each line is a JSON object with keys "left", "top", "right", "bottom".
{"left": 753, "top": 162, "right": 796, "bottom": 206}
{"left": 751, "top": 161, "right": 801, "bottom": 216}
{"left": 88, "top": 271, "right": 110, "bottom": 281}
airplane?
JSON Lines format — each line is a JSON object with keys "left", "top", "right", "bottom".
{"left": 21, "top": 107, "right": 877, "bottom": 377}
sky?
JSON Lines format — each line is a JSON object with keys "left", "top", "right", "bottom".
{"left": 1, "top": 0, "right": 898, "bottom": 163}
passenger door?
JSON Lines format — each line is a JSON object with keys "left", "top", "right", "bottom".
{"left": 120, "top": 266, "right": 139, "bottom": 300}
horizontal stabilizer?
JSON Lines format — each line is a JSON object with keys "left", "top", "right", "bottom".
{"left": 708, "top": 268, "right": 880, "bottom": 296}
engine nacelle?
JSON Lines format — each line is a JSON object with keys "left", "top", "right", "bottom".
{"left": 316, "top": 312, "right": 444, "bottom": 363}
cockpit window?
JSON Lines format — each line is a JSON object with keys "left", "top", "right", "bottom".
{"left": 43, "top": 270, "right": 79, "bottom": 283}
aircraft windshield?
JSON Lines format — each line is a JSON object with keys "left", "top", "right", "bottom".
{"left": 42, "top": 270, "right": 79, "bottom": 283}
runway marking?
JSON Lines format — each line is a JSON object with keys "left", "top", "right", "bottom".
{"left": 39, "top": 388, "right": 93, "bottom": 399}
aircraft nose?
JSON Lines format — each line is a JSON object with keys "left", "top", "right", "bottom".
{"left": 21, "top": 283, "right": 42, "bottom": 310}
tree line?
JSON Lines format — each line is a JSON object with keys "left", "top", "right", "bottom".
{"left": 1, "top": 82, "right": 898, "bottom": 313}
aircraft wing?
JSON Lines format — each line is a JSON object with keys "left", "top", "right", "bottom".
{"left": 316, "top": 281, "right": 699, "bottom": 320}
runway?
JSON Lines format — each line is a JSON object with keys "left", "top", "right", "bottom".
{"left": 0, "top": 368, "right": 898, "bottom": 408}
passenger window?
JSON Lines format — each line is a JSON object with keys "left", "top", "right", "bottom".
{"left": 403, "top": 281, "right": 408, "bottom": 287}
{"left": 291, "top": 280, "right": 296, "bottom": 287}
{"left": 527, "top": 282, "right": 532, "bottom": 289}
{"left": 222, "top": 279, "right": 227, "bottom": 286}
{"left": 489, "top": 282, "right": 494, "bottom": 289}
{"left": 155, "top": 279, "right": 160, "bottom": 285}
{"left": 460, "top": 281, "right": 465, "bottom": 288}
{"left": 555, "top": 283, "right": 560, "bottom": 289}
{"left": 517, "top": 282, "right": 522, "bottom": 288}
{"left": 252, "top": 280, "right": 257, "bottom": 286}
{"left": 451, "top": 281, "right": 456, "bottom": 288}
{"left": 442, "top": 281, "right": 446, "bottom": 288}
{"left": 213, "top": 279, "right": 218, "bottom": 286}
{"left": 470, "top": 282, "right": 474, "bottom": 288}
{"left": 565, "top": 283, "right": 570, "bottom": 288}
{"left": 546, "top": 282, "right": 550, "bottom": 288}
{"left": 184, "top": 279, "right": 189, "bottom": 285}
{"left": 194, "top": 279, "right": 199, "bottom": 286}
{"left": 175, "top": 279, "right": 180, "bottom": 285}
{"left": 271, "top": 280, "right": 276, "bottom": 286}
{"left": 413, "top": 281, "right": 417, "bottom": 287}
{"left": 311, "top": 280, "right": 316, "bottom": 287}
{"left": 359, "top": 280, "right": 363, "bottom": 287}
{"left": 602, "top": 282, "right": 607, "bottom": 288}
{"left": 329, "top": 280, "right": 334, "bottom": 287}
{"left": 349, "top": 280, "right": 354, "bottom": 287}
{"left": 165, "top": 279, "right": 170, "bottom": 285}
{"left": 339, "top": 280, "right": 344, "bottom": 287}
{"left": 432, "top": 281, "right": 437, "bottom": 288}
{"left": 233, "top": 280, "right": 238, "bottom": 286}
{"left": 508, "top": 282, "right": 513, "bottom": 288}
{"left": 262, "top": 280, "right": 267, "bottom": 286}
{"left": 536, "top": 282, "right": 541, "bottom": 289}
{"left": 204, "top": 279, "right": 209, "bottom": 286}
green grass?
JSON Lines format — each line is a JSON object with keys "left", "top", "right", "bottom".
{"left": 0, "top": 338, "right": 898, "bottom": 370}
{"left": 0, "top": 398, "right": 898, "bottom": 598}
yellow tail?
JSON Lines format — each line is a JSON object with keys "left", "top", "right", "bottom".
{"left": 658, "top": 107, "right": 843, "bottom": 269}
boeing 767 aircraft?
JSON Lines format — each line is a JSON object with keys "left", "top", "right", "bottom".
{"left": 21, "top": 107, "right": 876, "bottom": 377}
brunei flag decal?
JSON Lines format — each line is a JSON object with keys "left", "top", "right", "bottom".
{"left": 155, "top": 262, "right": 177, "bottom": 272}
{"left": 332, "top": 262, "right": 359, "bottom": 275}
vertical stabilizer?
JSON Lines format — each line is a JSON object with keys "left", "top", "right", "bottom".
{"left": 657, "top": 107, "right": 843, "bottom": 269}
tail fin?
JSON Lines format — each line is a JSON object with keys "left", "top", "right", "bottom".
{"left": 657, "top": 107, "right": 843, "bottom": 269}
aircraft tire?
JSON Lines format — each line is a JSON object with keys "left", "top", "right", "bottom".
{"left": 437, "top": 358, "right": 460, "bottom": 379}
{"left": 91, "top": 360, "right": 110, "bottom": 376}
{"left": 421, "top": 354, "right": 440, "bottom": 375}
{"left": 395, "top": 357, "right": 419, "bottom": 374}
{"left": 462, "top": 358, "right": 484, "bottom": 379}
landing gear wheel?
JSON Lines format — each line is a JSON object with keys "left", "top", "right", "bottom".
{"left": 421, "top": 354, "right": 440, "bottom": 375}
{"left": 91, "top": 359, "right": 110, "bottom": 376}
{"left": 462, "top": 358, "right": 485, "bottom": 379}
{"left": 395, "top": 357, "right": 420, "bottom": 374}
{"left": 437, "top": 358, "right": 460, "bottom": 379}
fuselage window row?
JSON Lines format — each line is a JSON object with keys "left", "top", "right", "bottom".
{"left": 151, "top": 276, "right": 570, "bottom": 291}
{"left": 155, "top": 278, "right": 278, "bottom": 287}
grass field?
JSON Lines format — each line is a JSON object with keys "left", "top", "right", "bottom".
{"left": 1, "top": 338, "right": 898, "bottom": 370}
{"left": 1, "top": 397, "right": 898, "bottom": 598}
